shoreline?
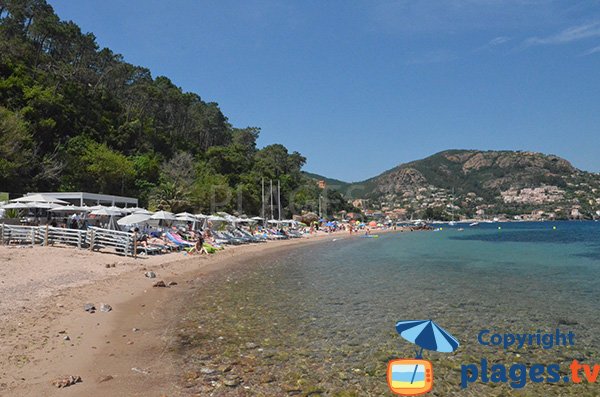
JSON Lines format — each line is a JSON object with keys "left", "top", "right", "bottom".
{"left": 0, "top": 230, "right": 382, "bottom": 396}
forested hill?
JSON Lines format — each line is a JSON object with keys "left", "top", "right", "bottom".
{"left": 318, "top": 150, "right": 600, "bottom": 219}
{"left": 0, "top": 1, "right": 354, "bottom": 215}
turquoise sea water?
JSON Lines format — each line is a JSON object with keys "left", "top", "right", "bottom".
{"left": 177, "top": 221, "right": 600, "bottom": 396}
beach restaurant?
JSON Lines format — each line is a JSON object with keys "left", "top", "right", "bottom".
{"left": 26, "top": 192, "right": 138, "bottom": 208}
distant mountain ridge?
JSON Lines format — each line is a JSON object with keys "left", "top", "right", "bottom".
{"left": 306, "top": 150, "right": 600, "bottom": 219}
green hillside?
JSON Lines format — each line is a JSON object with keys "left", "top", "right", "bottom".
{"left": 343, "top": 150, "right": 600, "bottom": 219}
{"left": 0, "top": 0, "right": 358, "bottom": 216}
{"left": 301, "top": 172, "right": 350, "bottom": 192}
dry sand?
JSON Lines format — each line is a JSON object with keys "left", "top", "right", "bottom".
{"left": 0, "top": 233, "right": 351, "bottom": 396}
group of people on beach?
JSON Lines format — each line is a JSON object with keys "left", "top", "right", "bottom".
{"left": 134, "top": 226, "right": 214, "bottom": 255}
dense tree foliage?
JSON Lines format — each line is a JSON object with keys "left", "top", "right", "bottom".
{"left": 0, "top": 0, "right": 353, "bottom": 217}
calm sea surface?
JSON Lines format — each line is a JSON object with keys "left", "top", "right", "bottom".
{"left": 176, "top": 221, "right": 600, "bottom": 396}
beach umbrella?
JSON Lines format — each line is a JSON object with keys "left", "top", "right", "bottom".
{"left": 395, "top": 320, "right": 459, "bottom": 357}
{"left": 207, "top": 215, "right": 226, "bottom": 222}
{"left": 121, "top": 206, "right": 144, "bottom": 213}
{"left": 88, "top": 204, "right": 107, "bottom": 211}
{"left": 133, "top": 209, "right": 153, "bottom": 215}
{"left": 106, "top": 205, "right": 125, "bottom": 214}
{"left": 176, "top": 211, "right": 195, "bottom": 217}
{"left": 175, "top": 214, "right": 198, "bottom": 222}
{"left": 27, "top": 201, "right": 60, "bottom": 209}
{"left": 117, "top": 213, "right": 153, "bottom": 225}
{"left": 151, "top": 210, "right": 176, "bottom": 221}
{"left": 25, "top": 201, "right": 59, "bottom": 210}
{"left": 2, "top": 202, "right": 30, "bottom": 209}
{"left": 90, "top": 208, "right": 121, "bottom": 216}
{"left": 251, "top": 216, "right": 263, "bottom": 221}
{"left": 10, "top": 194, "right": 68, "bottom": 204}
{"left": 368, "top": 221, "right": 377, "bottom": 227}
{"left": 225, "top": 215, "right": 242, "bottom": 223}
{"left": 50, "top": 205, "right": 85, "bottom": 212}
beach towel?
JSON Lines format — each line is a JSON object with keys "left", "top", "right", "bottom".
{"left": 165, "top": 232, "right": 194, "bottom": 246}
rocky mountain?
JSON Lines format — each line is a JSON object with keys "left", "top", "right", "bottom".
{"left": 308, "top": 150, "right": 600, "bottom": 220}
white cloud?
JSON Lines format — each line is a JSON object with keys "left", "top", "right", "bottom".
{"left": 473, "top": 36, "right": 512, "bottom": 52}
{"left": 580, "top": 45, "right": 600, "bottom": 56}
{"left": 524, "top": 21, "right": 600, "bottom": 46}
{"left": 488, "top": 36, "right": 511, "bottom": 46}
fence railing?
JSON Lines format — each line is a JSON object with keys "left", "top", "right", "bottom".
{"left": 87, "top": 226, "right": 135, "bottom": 256}
{"left": 0, "top": 223, "right": 137, "bottom": 257}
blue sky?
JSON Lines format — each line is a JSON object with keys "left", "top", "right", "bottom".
{"left": 49, "top": 1, "right": 600, "bottom": 181}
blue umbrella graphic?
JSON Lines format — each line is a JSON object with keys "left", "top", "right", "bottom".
{"left": 395, "top": 320, "right": 459, "bottom": 384}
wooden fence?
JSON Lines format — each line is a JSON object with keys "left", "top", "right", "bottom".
{"left": 0, "top": 224, "right": 137, "bottom": 256}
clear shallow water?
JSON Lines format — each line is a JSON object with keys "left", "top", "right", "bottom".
{"left": 176, "top": 222, "right": 600, "bottom": 396}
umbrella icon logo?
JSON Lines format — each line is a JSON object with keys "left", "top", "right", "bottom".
{"left": 387, "top": 320, "right": 460, "bottom": 396}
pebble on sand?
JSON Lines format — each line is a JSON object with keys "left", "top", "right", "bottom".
{"left": 97, "top": 375, "right": 114, "bottom": 383}
{"left": 51, "top": 375, "right": 82, "bottom": 388}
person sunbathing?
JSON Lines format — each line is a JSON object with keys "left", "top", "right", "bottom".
{"left": 160, "top": 233, "right": 179, "bottom": 249}
{"left": 188, "top": 235, "right": 208, "bottom": 255}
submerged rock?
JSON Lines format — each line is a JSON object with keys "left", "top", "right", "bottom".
{"left": 223, "top": 374, "right": 241, "bottom": 387}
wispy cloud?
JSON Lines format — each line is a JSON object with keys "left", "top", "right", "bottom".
{"left": 488, "top": 36, "right": 512, "bottom": 46}
{"left": 524, "top": 21, "right": 600, "bottom": 46}
{"left": 475, "top": 36, "right": 512, "bottom": 51}
{"left": 580, "top": 45, "right": 600, "bottom": 56}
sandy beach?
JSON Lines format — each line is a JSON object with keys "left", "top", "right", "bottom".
{"left": 0, "top": 232, "right": 353, "bottom": 396}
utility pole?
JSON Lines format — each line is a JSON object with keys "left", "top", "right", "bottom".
{"left": 318, "top": 194, "right": 322, "bottom": 218}
{"left": 277, "top": 180, "right": 281, "bottom": 221}
{"left": 261, "top": 177, "right": 265, "bottom": 226}
{"left": 270, "top": 179, "right": 274, "bottom": 220}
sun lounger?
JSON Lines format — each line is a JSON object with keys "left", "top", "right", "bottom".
{"left": 165, "top": 232, "right": 194, "bottom": 247}
{"left": 234, "top": 229, "right": 266, "bottom": 242}
{"left": 214, "top": 230, "right": 245, "bottom": 245}
{"left": 267, "top": 229, "right": 288, "bottom": 239}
